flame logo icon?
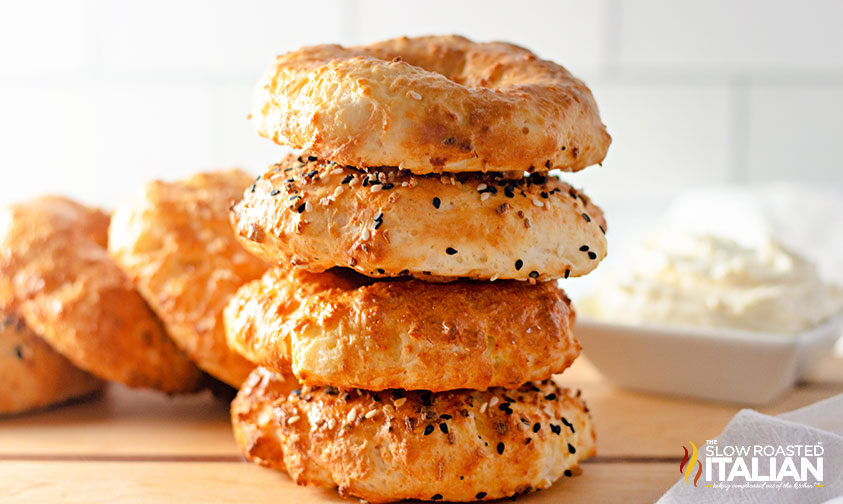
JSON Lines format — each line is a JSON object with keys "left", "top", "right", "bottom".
{"left": 679, "top": 441, "right": 703, "bottom": 486}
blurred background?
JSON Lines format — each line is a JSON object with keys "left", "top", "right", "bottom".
{"left": 1, "top": 0, "right": 841, "bottom": 235}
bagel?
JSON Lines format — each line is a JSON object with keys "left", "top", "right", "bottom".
{"left": 0, "top": 309, "right": 103, "bottom": 415}
{"left": 232, "top": 367, "right": 596, "bottom": 503}
{"left": 109, "top": 171, "right": 268, "bottom": 387}
{"left": 0, "top": 196, "right": 202, "bottom": 392}
{"left": 254, "top": 35, "right": 610, "bottom": 174}
{"left": 225, "top": 267, "right": 579, "bottom": 391}
{"left": 232, "top": 155, "right": 607, "bottom": 282}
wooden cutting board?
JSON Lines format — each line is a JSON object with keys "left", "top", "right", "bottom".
{"left": 2, "top": 356, "right": 841, "bottom": 503}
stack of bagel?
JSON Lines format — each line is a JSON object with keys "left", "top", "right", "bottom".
{"left": 225, "top": 35, "right": 611, "bottom": 502}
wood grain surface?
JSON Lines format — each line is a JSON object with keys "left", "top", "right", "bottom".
{"left": 1, "top": 355, "right": 841, "bottom": 503}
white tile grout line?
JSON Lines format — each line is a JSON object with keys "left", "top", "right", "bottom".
{"left": 726, "top": 78, "right": 750, "bottom": 183}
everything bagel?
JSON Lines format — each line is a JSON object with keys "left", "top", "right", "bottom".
{"left": 253, "top": 35, "right": 610, "bottom": 174}
{"left": 232, "top": 155, "right": 607, "bottom": 282}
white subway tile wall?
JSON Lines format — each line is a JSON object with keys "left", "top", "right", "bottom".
{"left": 0, "top": 0, "right": 841, "bottom": 212}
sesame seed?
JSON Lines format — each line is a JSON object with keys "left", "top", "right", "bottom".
{"left": 382, "top": 183, "right": 394, "bottom": 190}
{"left": 540, "top": 191, "right": 548, "bottom": 199}
{"left": 561, "top": 417, "right": 575, "bottom": 433}
{"left": 550, "top": 424, "right": 561, "bottom": 435}
{"left": 579, "top": 245, "right": 589, "bottom": 251}
{"left": 489, "top": 397, "right": 499, "bottom": 407}
{"left": 370, "top": 184, "right": 383, "bottom": 193}
{"left": 533, "top": 423, "right": 541, "bottom": 432}
{"left": 341, "top": 174, "right": 353, "bottom": 184}
{"left": 582, "top": 213, "right": 591, "bottom": 223}
{"left": 476, "top": 492, "right": 487, "bottom": 499}
{"left": 504, "top": 186, "right": 515, "bottom": 198}
{"left": 393, "top": 397, "right": 406, "bottom": 407}
{"left": 401, "top": 181, "right": 409, "bottom": 187}
{"left": 305, "top": 201, "right": 313, "bottom": 212}
{"left": 440, "top": 414, "right": 452, "bottom": 419}
{"left": 564, "top": 469, "right": 572, "bottom": 477}
{"left": 588, "top": 251, "right": 597, "bottom": 260}
{"left": 347, "top": 408, "right": 358, "bottom": 423}
{"left": 287, "top": 415, "right": 301, "bottom": 425}
{"left": 361, "top": 229, "right": 370, "bottom": 240}
{"left": 327, "top": 418, "right": 337, "bottom": 429}
{"left": 497, "top": 442, "right": 505, "bottom": 455}
{"left": 432, "top": 197, "right": 441, "bottom": 209}
{"left": 431, "top": 494, "right": 443, "bottom": 501}
{"left": 545, "top": 393, "right": 557, "bottom": 400}
{"left": 365, "top": 410, "right": 378, "bottom": 419}
{"left": 376, "top": 268, "right": 385, "bottom": 274}
{"left": 490, "top": 274, "right": 499, "bottom": 281}
{"left": 532, "top": 199, "right": 543, "bottom": 207}
{"left": 440, "top": 423, "right": 449, "bottom": 434}
{"left": 545, "top": 160, "right": 553, "bottom": 169}
{"left": 515, "top": 259, "right": 523, "bottom": 271}
{"left": 249, "top": 183, "right": 256, "bottom": 193}
{"left": 374, "top": 212, "right": 383, "bottom": 221}
{"left": 307, "top": 170, "right": 317, "bottom": 178}
{"left": 529, "top": 271, "right": 539, "bottom": 279}
{"left": 599, "top": 225, "right": 606, "bottom": 235}
{"left": 477, "top": 183, "right": 488, "bottom": 191}
{"left": 480, "top": 402, "right": 488, "bottom": 414}
{"left": 525, "top": 438, "right": 532, "bottom": 445}
{"left": 334, "top": 186, "right": 345, "bottom": 197}
{"left": 564, "top": 268, "right": 571, "bottom": 279}
{"left": 374, "top": 221, "right": 383, "bottom": 230}
{"left": 446, "top": 247, "right": 458, "bottom": 255}
{"left": 568, "top": 443, "right": 576, "bottom": 454}
{"left": 409, "top": 91, "right": 422, "bottom": 100}
{"left": 330, "top": 168, "right": 343, "bottom": 175}
{"left": 480, "top": 192, "right": 490, "bottom": 201}
{"left": 297, "top": 203, "right": 306, "bottom": 213}
{"left": 307, "top": 155, "right": 317, "bottom": 162}
{"left": 424, "top": 425, "right": 435, "bottom": 436}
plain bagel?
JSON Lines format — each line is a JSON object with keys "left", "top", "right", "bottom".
{"left": 253, "top": 35, "right": 610, "bottom": 174}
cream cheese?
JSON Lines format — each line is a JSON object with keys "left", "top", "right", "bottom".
{"left": 580, "top": 231, "right": 843, "bottom": 334}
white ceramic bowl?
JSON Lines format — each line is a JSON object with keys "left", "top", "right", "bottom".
{"left": 575, "top": 313, "right": 843, "bottom": 405}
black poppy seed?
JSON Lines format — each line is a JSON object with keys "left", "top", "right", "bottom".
{"left": 599, "top": 225, "right": 606, "bottom": 235}
{"left": 497, "top": 442, "right": 505, "bottom": 455}
{"left": 249, "top": 184, "right": 256, "bottom": 193}
{"left": 423, "top": 425, "right": 434, "bottom": 436}
{"left": 476, "top": 492, "right": 487, "bottom": 499}
{"left": 306, "top": 170, "right": 317, "bottom": 178}
{"left": 374, "top": 220, "right": 383, "bottom": 230}
{"left": 289, "top": 195, "right": 300, "bottom": 201}
{"left": 307, "top": 155, "right": 317, "bottom": 162}
{"left": 564, "top": 470, "right": 572, "bottom": 477}
{"left": 529, "top": 271, "right": 539, "bottom": 279}
{"left": 524, "top": 438, "right": 532, "bottom": 445}
{"left": 550, "top": 424, "right": 561, "bottom": 435}
{"left": 376, "top": 268, "right": 385, "bottom": 274}
{"left": 269, "top": 189, "right": 280, "bottom": 196}
{"left": 564, "top": 268, "right": 571, "bottom": 279}
{"left": 532, "top": 423, "right": 541, "bottom": 433}
{"left": 582, "top": 213, "right": 591, "bottom": 222}
{"left": 461, "top": 476, "right": 465, "bottom": 480}
{"left": 297, "top": 203, "right": 306, "bottom": 213}
{"left": 440, "top": 414, "right": 452, "bottom": 420}
{"left": 504, "top": 396, "right": 515, "bottom": 403}
{"left": 341, "top": 174, "right": 353, "bottom": 184}
{"left": 497, "top": 179, "right": 508, "bottom": 186}
{"left": 362, "top": 178, "right": 369, "bottom": 187}
{"left": 374, "top": 212, "right": 383, "bottom": 221}
{"left": 446, "top": 247, "right": 458, "bottom": 255}
{"left": 545, "top": 160, "right": 552, "bottom": 169}
{"left": 498, "top": 403, "right": 511, "bottom": 411}
{"left": 440, "top": 423, "right": 449, "bottom": 434}
{"left": 515, "top": 259, "right": 523, "bottom": 271}
{"left": 545, "top": 393, "right": 557, "bottom": 401}
{"left": 432, "top": 494, "right": 443, "bottom": 501}
{"left": 568, "top": 443, "right": 577, "bottom": 454}
{"left": 14, "top": 345, "right": 23, "bottom": 360}
{"left": 588, "top": 251, "right": 597, "bottom": 260}
{"left": 382, "top": 182, "right": 394, "bottom": 190}
{"left": 579, "top": 245, "right": 589, "bottom": 252}
{"left": 432, "top": 197, "right": 441, "bottom": 208}
{"left": 504, "top": 186, "right": 515, "bottom": 198}
{"left": 540, "top": 191, "right": 548, "bottom": 199}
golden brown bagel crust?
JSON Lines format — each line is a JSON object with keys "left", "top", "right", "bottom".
{"left": 232, "top": 156, "right": 607, "bottom": 282}
{"left": 109, "top": 171, "right": 267, "bottom": 387}
{"left": 0, "top": 196, "right": 202, "bottom": 392}
{"left": 0, "top": 309, "right": 103, "bottom": 415}
{"left": 254, "top": 35, "right": 610, "bottom": 174}
{"left": 232, "top": 367, "right": 596, "bottom": 503}
{"left": 225, "top": 267, "right": 579, "bottom": 391}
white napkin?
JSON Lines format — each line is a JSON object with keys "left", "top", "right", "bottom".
{"left": 658, "top": 393, "right": 843, "bottom": 503}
